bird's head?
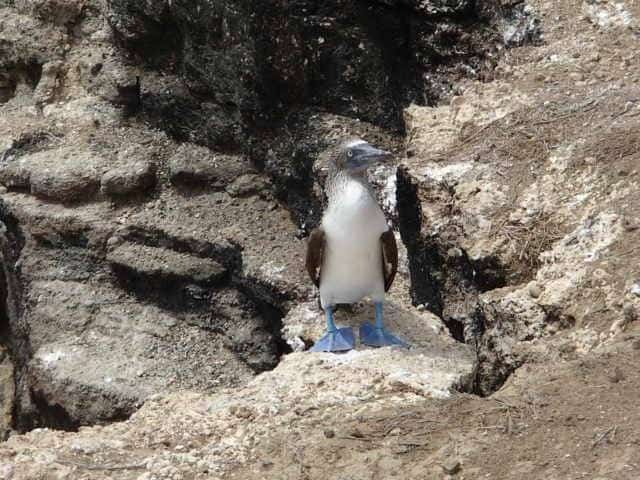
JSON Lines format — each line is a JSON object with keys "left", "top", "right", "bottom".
{"left": 331, "top": 138, "right": 392, "bottom": 175}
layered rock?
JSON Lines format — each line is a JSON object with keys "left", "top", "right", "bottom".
{"left": 0, "top": 0, "right": 567, "bottom": 460}
{"left": 397, "top": 2, "right": 640, "bottom": 393}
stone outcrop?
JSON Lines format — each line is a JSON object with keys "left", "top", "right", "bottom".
{"left": 2, "top": 0, "right": 640, "bottom": 479}
{"left": 0, "top": 0, "right": 536, "bottom": 432}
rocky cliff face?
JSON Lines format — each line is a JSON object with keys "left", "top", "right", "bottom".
{"left": 1, "top": 0, "right": 640, "bottom": 479}
{"left": 0, "top": 0, "right": 536, "bottom": 436}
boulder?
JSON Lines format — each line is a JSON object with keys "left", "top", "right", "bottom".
{"left": 100, "top": 161, "right": 156, "bottom": 197}
{"left": 168, "top": 144, "right": 252, "bottom": 189}
{"left": 27, "top": 149, "right": 104, "bottom": 203}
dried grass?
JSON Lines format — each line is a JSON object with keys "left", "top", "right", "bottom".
{"left": 582, "top": 127, "right": 640, "bottom": 162}
{"left": 492, "top": 211, "right": 564, "bottom": 279}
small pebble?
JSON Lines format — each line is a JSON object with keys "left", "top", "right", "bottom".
{"left": 442, "top": 458, "right": 461, "bottom": 475}
{"left": 528, "top": 282, "right": 542, "bottom": 299}
{"left": 106, "top": 236, "right": 122, "bottom": 247}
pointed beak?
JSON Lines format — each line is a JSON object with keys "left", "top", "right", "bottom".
{"left": 346, "top": 143, "right": 392, "bottom": 170}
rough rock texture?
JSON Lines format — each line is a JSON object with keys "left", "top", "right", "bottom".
{"left": 397, "top": 0, "right": 640, "bottom": 393}
{"left": 168, "top": 145, "right": 253, "bottom": 190}
{"left": 0, "top": 335, "right": 476, "bottom": 480}
{"left": 0, "top": 0, "right": 531, "bottom": 433}
{"left": 2, "top": 0, "right": 640, "bottom": 479}
{"left": 101, "top": 161, "right": 156, "bottom": 197}
{"left": 0, "top": 347, "right": 13, "bottom": 441}
{"left": 107, "top": 243, "right": 227, "bottom": 286}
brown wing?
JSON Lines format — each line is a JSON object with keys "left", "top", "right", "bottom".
{"left": 305, "top": 228, "right": 325, "bottom": 288}
{"left": 381, "top": 229, "right": 398, "bottom": 292}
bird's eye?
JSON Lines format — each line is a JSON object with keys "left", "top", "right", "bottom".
{"left": 347, "top": 150, "right": 353, "bottom": 158}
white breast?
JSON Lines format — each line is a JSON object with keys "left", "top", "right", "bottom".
{"left": 319, "top": 179, "right": 388, "bottom": 307}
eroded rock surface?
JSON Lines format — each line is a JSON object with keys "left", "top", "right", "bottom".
{"left": 398, "top": 0, "right": 640, "bottom": 394}
{"left": 0, "top": 0, "right": 533, "bottom": 433}
{"left": 2, "top": 0, "right": 640, "bottom": 479}
{"left": 0, "top": 335, "right": 475, "bottom": 480}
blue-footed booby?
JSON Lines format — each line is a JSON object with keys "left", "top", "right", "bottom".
{"left": 305, "top": 138, "right": 409, "bottom": 352}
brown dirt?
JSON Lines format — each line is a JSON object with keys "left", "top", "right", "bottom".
{"left": 228, "top": 339, "right": 640, "bottom": 480}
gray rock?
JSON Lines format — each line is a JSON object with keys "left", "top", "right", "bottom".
{"left": 107, "top": 243, "right": 226, "bottom": 285}
{"left": 582, "top": 0, "right": 633, "bottom": 29}
{"left": 500, "top": 3, "right": 542, "bottom": 46}
{"left": 21, "top": 276, "right": 255, "bottom": 428}
{"left": 226, "top": 173, "right": 270, "bottom": 198}
{"left": 0, "top": 0, "right": 559, "bottom": 454}
{"left": 0, "top": 347, "right": 14, "bottom": 441}
{"left": 168, "top": 144, "right": 252, "bottom": 188}
{"left": 27, "top": 150, "right": 104, "bottom": 202}
{"left": 0, "top": 330, "right": 476, "bottom": 478}
{"left": 31, "top": 167, "right": 100, "bottom": 202}
{"left": 528, "top": 282, "right": 542, "bottom": 299}
{"left": 210, "top": 288, "right": 282, "bottom": 372}
{"left": 623, "top": 303, "right": 637, "bottom": 322}
{"left": 33, "top": 61, "right": 63, "bottom": 104}
{"left": 0, "top": 161, "right": 31, "bottom": 189}
{"left": 14, "top": 0, "right": 85, "bottom": 26}
{"left": 100, "top": 161, "right": 156, "bottom": 197}
{"left": 283, "top": 300, "right": 476, "bottom": 396}
{"left": 442, "top": 458, "right": 462, "bottom": 475}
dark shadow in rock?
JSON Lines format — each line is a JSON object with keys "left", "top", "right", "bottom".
{"left": 0, "top": 60, "right": 43, "bottom": 103}
{"left": 396, "top": 166, "right": 522, "bottom": 396}
{"left": 28, "top": 389, "right": 78, "bottom": 432}
{"left": 108, "top": 255, "right": 227, "bottom": 313}
{"left": 209, "top": 288, "right": 291, "bottom": 373}
{"left": 114, "top": 76, "right": 141, "bottom": 116}
{"left": 118, "top": 226, "right": 242, "bottom": 273}
{"left": 107, "top": 227, "right": 291, "bottom": 374}
{"left": 141, "top": 91, "right": 244, "bottom": 151}
{"left": 1, "top": 130, "right": 64, "bottom": 162}
{"left": 107, "top": 0, "right": 184, "bottom": 70}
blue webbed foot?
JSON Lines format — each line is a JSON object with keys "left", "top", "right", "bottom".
{"left": 359, "top": 322, "right": 408, "bottom": 348}
{"left": 360, "top": 301, "right": 410, "bottom": 348}
{"left": 310, "top": 327, "right": 355, "bottom": 352}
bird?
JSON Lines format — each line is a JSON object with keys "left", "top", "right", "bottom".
{"left": 305, "top": 138, "right": 409, "bottom": 352}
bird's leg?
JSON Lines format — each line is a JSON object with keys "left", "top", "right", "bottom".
{"left": 375, "top": 302, "right": 384, "bottom": 330}
{"left": 310, "top": 305, "right": 355, "bottom": 352}
{"left": 359, "top": 302, "right": 409, "bottom": 348}
{"left": 327, "top": 305, "right": 338, "bottom": 333}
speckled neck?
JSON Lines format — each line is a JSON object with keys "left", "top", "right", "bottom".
{"left": 325, "top": 165, "right": 375, "bottom": 207}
